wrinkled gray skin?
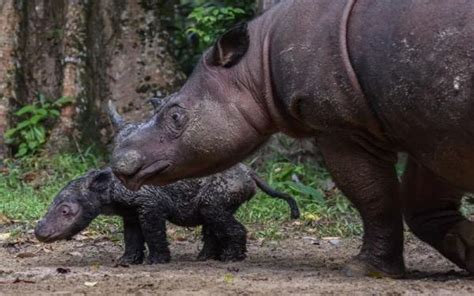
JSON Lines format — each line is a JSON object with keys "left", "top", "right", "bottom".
{"left": 35, "top": 165, "right": 299, "bottom": 264}
{"left": 111, "top": 0, "right": 474, "bottom": 277}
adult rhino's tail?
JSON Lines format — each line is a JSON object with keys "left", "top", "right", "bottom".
{"left": 250, "top": 172, "right": 300, "bottom": 219}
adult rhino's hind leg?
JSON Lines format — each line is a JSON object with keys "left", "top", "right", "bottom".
{"left": 318, "top": 135, "right": 404, "bottom": 277}
{"left": 402, "top": 157, "right": 474, "bottom": 273}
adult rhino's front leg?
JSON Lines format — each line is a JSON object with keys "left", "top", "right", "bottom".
{"left": 318, "top": 135, "right": 404, "bottom": 277}
{"left": 402, "top": 157, "right": 474, "bottom": 273}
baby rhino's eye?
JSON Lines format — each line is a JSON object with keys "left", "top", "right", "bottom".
{"left": 59, "top": 205, "right": 72, "bottom": 216}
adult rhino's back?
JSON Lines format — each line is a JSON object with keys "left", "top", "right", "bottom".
{"left": 349, "top": 0, "right": 474, "bottom": 188}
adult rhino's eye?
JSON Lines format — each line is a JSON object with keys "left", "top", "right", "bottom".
{"left": 168, "top": 108, "right": 188, "bottom": 130}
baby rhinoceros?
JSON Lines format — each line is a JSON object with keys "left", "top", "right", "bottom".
{"left": 35, "top": 165, "right": 299, "bottom": 265}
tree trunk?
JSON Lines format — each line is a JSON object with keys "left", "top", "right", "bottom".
{"left": 0, "top": 0, "right": 20, "bottom": 161}
{"left": 1, "top": 0, "right": 184, "bottom": 156}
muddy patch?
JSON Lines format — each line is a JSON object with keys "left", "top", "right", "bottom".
{"left": 0, "top": 232, "right": 473, "bottom": 295}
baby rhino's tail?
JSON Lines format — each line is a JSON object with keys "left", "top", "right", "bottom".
{"left": 250, "top": 172, "right": 300, "bottom": 219}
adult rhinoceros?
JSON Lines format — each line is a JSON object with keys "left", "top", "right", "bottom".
{"left": 110, "top": 0, "right": 474, "bottom": 277}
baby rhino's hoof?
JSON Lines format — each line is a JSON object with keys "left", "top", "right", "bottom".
{"left": 342, "top": 256, "right": 405, "bottom": 278}
{"left": 219, "top": 248, "right": 246, "bottom": 262}
{"left": 147, "top": 252, "right": 171, "bottom": 264}
{"left": 197, "top": 249, "right": 221, "bottom": 261}
{"left": 442, "top": 220, "right": 474, "bottom": 273}
{"left": 117, "top": 252, "right": 144, "bottom": 265}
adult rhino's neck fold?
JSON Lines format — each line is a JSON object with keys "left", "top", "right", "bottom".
{"left": 248, "top": 8, "right": 315, "bottom": 138}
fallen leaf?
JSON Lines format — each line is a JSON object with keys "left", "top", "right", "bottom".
{"left": 13, "top": 278, "right": 35, "bottom": 284}
{"left": 175, "top": 236, "right": 186, "bottom": 241}
{"left": 0, "top": 214, "right": 12, "bottom": 225}
{"left": 302, "top": 213, "right": 320, "bottom": 222}
{"left": 84, "top": 281, "right": 98, "bottom": 287}
{"left": 56, "top": 267, "right": 71, "bottom": 274}
{"left": 22, "top": 171, "right": 40, "bottom": 183}
{"left": 0, "top": 233, "right": 11, "bottom": 241}
{"left": 73, "top": 234, "right": 88, "bottom": 241}
{"left": 16, "top": 252, "right": 36, "bottom": 258}
{"left": 302, "top": 236, "right": 320, "bottom": 245}
{"left": 223, "top": 273, "right": 234, "bottom": 284}
{"left": 227, "top": 267, "right": 239, "bottom": 273}
{"left": 68, "top": 251, "right": 83, "bottom": 257}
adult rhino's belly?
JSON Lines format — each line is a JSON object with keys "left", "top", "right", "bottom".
{"left": 408, "top": 135, "right": 474, "bottom": 192}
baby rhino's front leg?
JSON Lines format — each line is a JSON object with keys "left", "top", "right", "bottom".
{"left": 138, "top": 204, "right": 171, "bottom": 264}
{"left": 118, "top": 216, "right": 145, "bottom": 265}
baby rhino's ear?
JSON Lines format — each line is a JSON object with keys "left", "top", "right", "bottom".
{"left": 89, "top": 169, "right": 113, "bottom": 192}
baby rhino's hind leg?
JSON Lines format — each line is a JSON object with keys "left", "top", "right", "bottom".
{"left": 197, "top": 224, "right": 222, "bottom": 261}
{"left": 402, "top": 157, "right": 474, "bottom": 273}
{"left": 200, "top": 206, "right": 247, "bottom": 262}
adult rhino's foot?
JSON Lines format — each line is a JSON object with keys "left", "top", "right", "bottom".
{"left": 441, "top": 220, "right": 474, "bottom": 273}
{"left": 342, "top": 254, "right": 405, "bottom": 278}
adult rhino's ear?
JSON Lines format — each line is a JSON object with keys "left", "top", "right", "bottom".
{"left": 89, "top": 169, "right": 113, "bottom": 192}
{"left": 208, "top": 22, "right": 250, "bottom": 68}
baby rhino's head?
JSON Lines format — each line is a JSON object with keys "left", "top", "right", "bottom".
{"left": 35, "top": 169, "right": 113, "bottom": 243}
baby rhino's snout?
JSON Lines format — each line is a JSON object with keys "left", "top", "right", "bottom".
{"left": 34, "top": 219, "right": 52, "bottom": 242}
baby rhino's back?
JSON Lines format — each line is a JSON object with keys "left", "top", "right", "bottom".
{"left": 158, "top": 164, "right": 256, "bottom": 226}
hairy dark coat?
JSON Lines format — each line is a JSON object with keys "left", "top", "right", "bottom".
{"left": 35, "top": 165, "right": 299, "bottom": 264}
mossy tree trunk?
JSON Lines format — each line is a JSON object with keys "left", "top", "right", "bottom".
{"left": 0, "top": 0, "right": 184, "bottom": 158}
{"left": 0, "top": 0, "right": 20, "bottom": 162}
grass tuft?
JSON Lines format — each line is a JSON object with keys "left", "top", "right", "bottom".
{"left": 0, "top": 153, "right": 362, "bottom": 239}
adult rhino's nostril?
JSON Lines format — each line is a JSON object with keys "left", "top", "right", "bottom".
{"left": 112, "top": 150, "right": 143, "bottom": 177}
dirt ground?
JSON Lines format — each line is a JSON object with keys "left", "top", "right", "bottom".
{"left": 0, "top": 230, "right": 473, "bottom": 295}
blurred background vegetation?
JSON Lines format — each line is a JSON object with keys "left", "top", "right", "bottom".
{"left": 1, "top": 0, "right": 472, "bottom": 242}
{"left": 0, "top": 0, "right": 360, "bottom": 240}
{"left": 20, "top": 0, "right": 474, "bottom": 244}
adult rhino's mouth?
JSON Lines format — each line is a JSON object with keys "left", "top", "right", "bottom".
{"left": 118, "top": 160, "right": 171, "bottom": 191}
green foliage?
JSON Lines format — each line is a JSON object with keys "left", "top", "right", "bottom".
{"left": 172, "top": 1, "right": 255, "bottom": 74}
{"left": 237, "top": 160, "right": 363, "bottom": 237}
{"left": 186, "top": 6, "right": 247, "bottom": 51}
{"left": 4, "top": 94, "right": 72, "bottom": 158}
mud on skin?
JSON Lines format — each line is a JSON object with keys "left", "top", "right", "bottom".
{"left": 110, "top": 0, "right": 474, "bottom": 278}
{"left": 35, "top": 165, "right": 299, "bottom": 264}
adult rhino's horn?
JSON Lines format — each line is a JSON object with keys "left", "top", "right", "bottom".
{"left": 147, "top": 96, "right": 164, "bottom": 111}
{"left": 107, "top": 100, "right": 125, "bottom": 129}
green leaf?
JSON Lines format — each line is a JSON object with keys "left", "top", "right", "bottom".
{"left": 15, "top": 120, "right": 32, "bottom": 131}
{"left": 33, "top": 126, "right": 46, "bottom": 143}
{"left": 30, "top": 114, "right": 47, "bottom": 125}
{"left": 35, "top": 109, "right": 48, "bottom": 117}
{"left": 15, "top": 105, "right": 36, "bottom": 116}
{"left": 284, "top": 181, "right": 326, "bottom": 204}
{"left": 53, "top": 96, "right": 73, "bottom": 107}
{"left": 4, "top": 128, "right": 18, "bottom": 139}
{"left": 15, "top": 144, "right": 29, "bottom": 157}
{"left": 49, "top": 109, "right": 60, "bottom": 117}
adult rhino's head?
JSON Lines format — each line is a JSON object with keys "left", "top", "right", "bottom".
{"left": 111, "top": 23, "right": 276, "bottom": 191}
